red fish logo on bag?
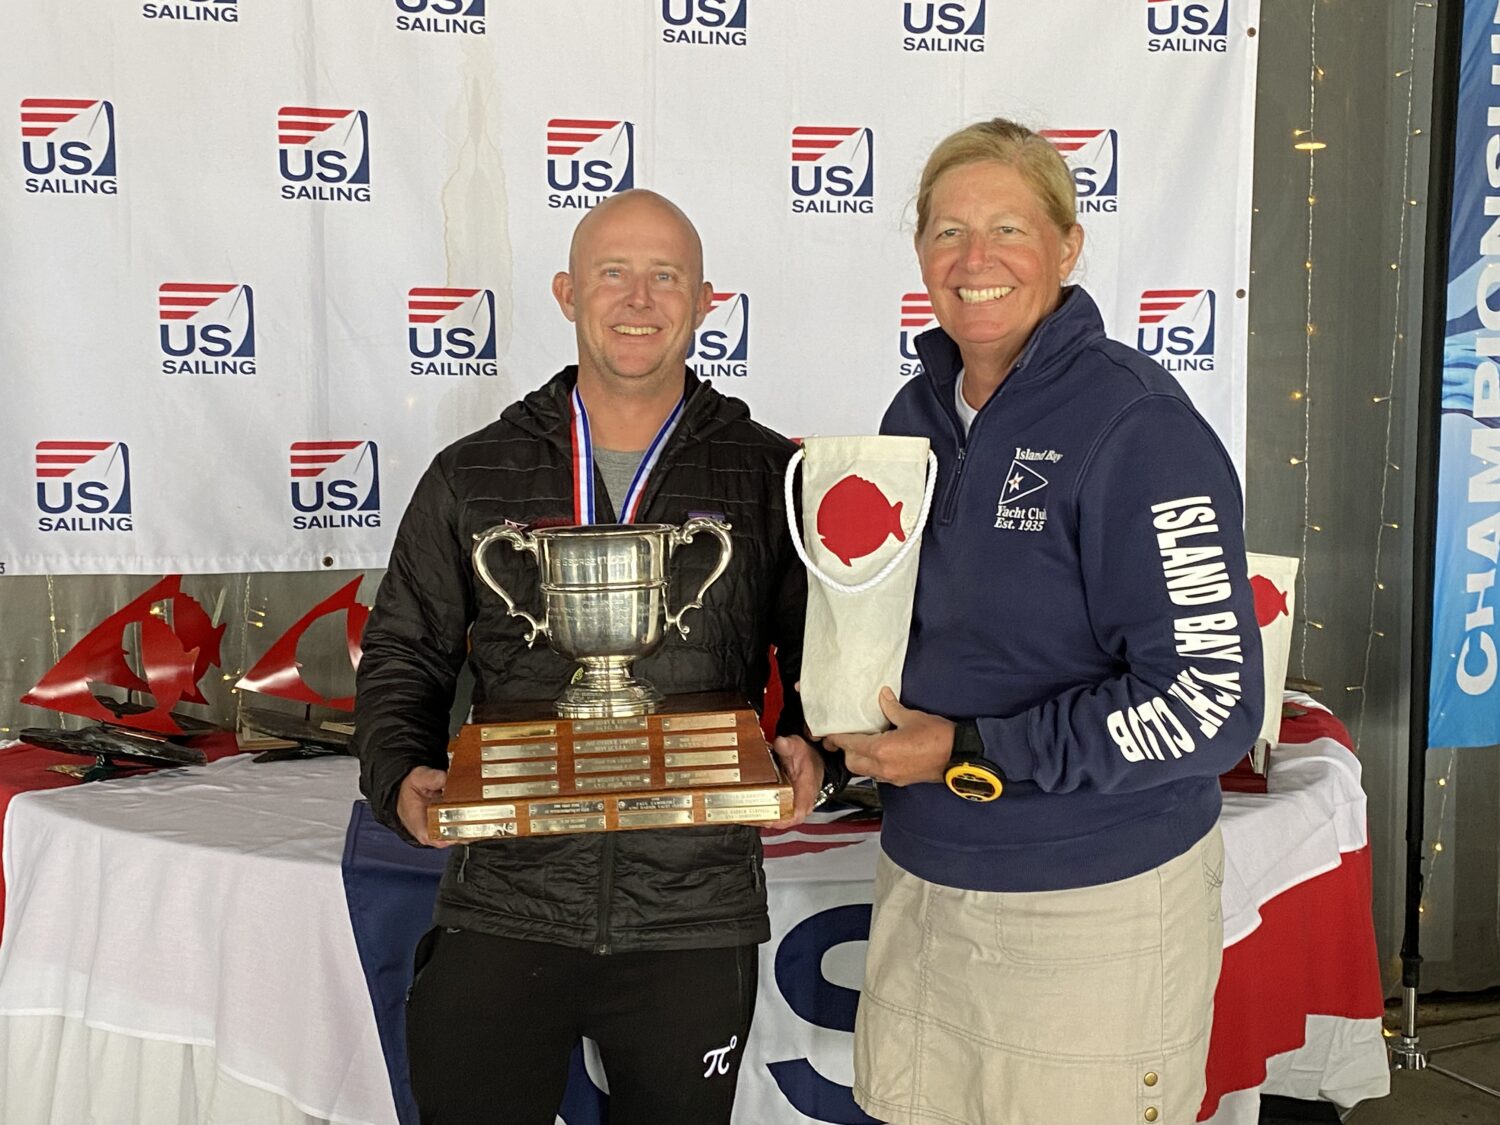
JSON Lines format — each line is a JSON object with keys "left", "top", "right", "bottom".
{"left": 817, "top": 475, "right": 906, "bottom": 566}
{"left": 1250, "top": 573, "right": 1289, "bottom": 628}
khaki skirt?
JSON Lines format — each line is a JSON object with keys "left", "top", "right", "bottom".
{"left": 854, "top": 827, "right": 1224, "bottom": 1125}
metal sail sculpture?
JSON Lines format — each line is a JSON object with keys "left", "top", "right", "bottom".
{"left": 235, "top": 576, "right": 368, "bottom": 711}
{"left": 20, "top": 575, "right": 224, "bottom": 735}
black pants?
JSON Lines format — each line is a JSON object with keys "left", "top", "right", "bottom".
{"left": 406, "top": 927, "right": 759, "bottom": 1125}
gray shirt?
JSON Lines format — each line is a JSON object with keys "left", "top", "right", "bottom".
{"left": 595, "top": 447, "right": 646, "bottom": 519}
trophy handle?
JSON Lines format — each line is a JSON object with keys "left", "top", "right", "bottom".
{"left": 472, "top": 526, "right": 547, "bottom": 646}
{"left": 664, "top": 517, "right": 734, "bottom": 639}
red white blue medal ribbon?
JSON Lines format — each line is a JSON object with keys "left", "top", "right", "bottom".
{"left": 569, "top": 385, "right": 684, "bottom": 524}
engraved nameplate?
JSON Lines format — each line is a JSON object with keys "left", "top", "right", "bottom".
{"left": 531, "top": 799, "right": 607, "bottom": 818}
{"left": 662, "top": 731, "right": 739, "bottom": 750}
{"left": 531, "top": 814, "right": 608, "bottom": 834}
{"left": 436, "top": 700, "right": 786, "bottom": 841}
{"left": 665, "top": 768, "right": 742, "bottom": 787}
{"left": 573, "top": 754, "right": 652, "bottom": 774}
{"left": 617, "top": 795, "right": 694, "bottom": 812}
{"left": 484, "top": 779, "right": 560, "bottom": 799}
{"left": 481, "top": 722, "right": 557, "bottom": 741}
{"left": 705, "top": 806, "right": 780, "bottom": 823}
{"left": 572, "top": 736, "right": 650, "bottom": 755}
{"left": 441, "top": 821, "right": 520, "bottom": 839}
{"left": 482, "top": 760, "right": 559, "bottom": 779}
{"left": 704, "top": 789, "right": 783, "bottom": 808}
{"left": 438, "top": 804, "right": 517, "bottom": 823}
{"left": 575, "top": 772, "right": 653, "bottom": 791}
{"left": 573, "top": 716, "right": 649, "bottom": 734}
{"left": 663, "top": 749, "right": 739, "bottom": 768}
{"left": 481, "top": 741, "right": 558, "bottom": 761}
{"left": 618, "top": 810, "right": 695, "bottom": 828}
{"left": 660, "top": 712, "right": 736, "bottom": 732}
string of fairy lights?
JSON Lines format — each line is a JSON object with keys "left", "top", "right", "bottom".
{"left": 1360, "top": 0, "right": 1456, "bottom": 932}
{"left": 1290, "top": 0, "right": 1321, "bottom": 673}
{"left": 1288, "top": 0, "right": 1451, "bottom": 936}
{"left": 1348, "top": 0, "right": 1426, "bottom": 742}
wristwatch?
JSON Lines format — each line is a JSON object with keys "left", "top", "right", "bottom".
{"left": 814, "top": 745, "right": 850, "bottom": 807}
{"left": 944, "top": 721, "right": 1004, "bottom": 802}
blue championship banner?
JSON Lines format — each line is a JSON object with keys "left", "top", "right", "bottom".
{"left": 1431, "top": 0, "right": 1500, "bottom": 748}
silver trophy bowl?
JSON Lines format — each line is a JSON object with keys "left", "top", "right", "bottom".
{"left": 472, "top": 519, "right": 734, "bottom": 717}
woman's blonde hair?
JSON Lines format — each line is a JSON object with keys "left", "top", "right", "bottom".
{"left": 914, "top": 118, "right": 1076, "bottom": 238}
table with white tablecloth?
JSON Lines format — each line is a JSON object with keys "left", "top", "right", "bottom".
{"left": 0, "top": 701, "right": 1389, "bottom": 1125}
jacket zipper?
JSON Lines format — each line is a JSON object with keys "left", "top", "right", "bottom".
{"left": 938, "top": 446, "right": 967, "bottom": 524}
{"left": 456, "top": 845, "right": 469, "bottom": 883}
{"left": 934, "top": 366, "right": 1019, "bottom": 525}
{"left": 589, "top": 390, "right": 694, "bottom": 955}
{"left": 593, "top": 834, "right": 617, "bottom": 954}
{"left": 936, "top": 377, "right": 969, "bottom": 524}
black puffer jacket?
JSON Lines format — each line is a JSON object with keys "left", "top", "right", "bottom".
{"left": 354, "top": 367, "right": 806, "bottom": 952}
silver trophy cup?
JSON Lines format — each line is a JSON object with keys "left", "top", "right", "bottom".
{"left": 472, "top": 519, "right": 734, "bottom": 717}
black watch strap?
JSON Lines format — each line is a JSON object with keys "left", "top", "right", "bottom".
{"left": 815, "top": 744, "right": 850, "bottom": 806}
{"left": 945, "top": 720, "right": 1004, "bottom": 802}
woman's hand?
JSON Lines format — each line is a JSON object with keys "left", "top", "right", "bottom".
{"left": 823, "top": 687, "right": 954, "bottom": 786}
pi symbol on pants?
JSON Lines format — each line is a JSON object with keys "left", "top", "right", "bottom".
{"left": 702, "top": 1034, "right": 738, "bottom": 1077}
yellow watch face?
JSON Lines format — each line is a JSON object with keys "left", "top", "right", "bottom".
{"left": 944, "top": 761, "right": 1002, "bottom": 802}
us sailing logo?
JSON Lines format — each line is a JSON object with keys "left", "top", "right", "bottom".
{"left": 899, "top": 291, "right": 934, "bottom": 378}
{"left": 289, "top": 441, "right": 382, "bottom": 530}
{"left": 35, "top": 441, "right": 133, "bottom": 532}
{"left": 407, "top": 287, "right": 498, "bottom": 376}
{"left": 546, "top": 118, "right": 635, "bottom": 209}
{"left": 394, "top": 0, "right": 486, "bottom": 34}
{"left": 143, "top": 0, "right": 238, "bottom": 23}
{"left": 21, "top": 98, "right": 117, "bottom": 195}
{"left": 791, "top": 126, "right": 874, "bottom": 214}
{"left": 689, "top": 291, "right": 748, "bottom": 378}
{"left": 660, "top": 0, "right": 746, "bottom": 46}
{"left": 1041, "top": 128, "right": 1118, "bottom": 214}
{"left": 1136, "top": 289, "right": 1216, "bottom": 373}
{"left": 1146, "top": 0, "right": 1229, "bottom": 53}
{"left": 277, "top": 106, "right": 371, "bottom": 202}
{"left": 159, "top": 283, "right": 255, "bottom": 374}
{"left": 901, "top": 0, "right": 985, "bottom": 52}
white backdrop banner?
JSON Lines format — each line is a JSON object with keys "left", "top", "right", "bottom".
{"left": 1, "top": 0, "right": 1260, "bottom": 576}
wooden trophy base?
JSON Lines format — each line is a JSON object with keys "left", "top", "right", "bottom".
{"left": 429, "top": 691, "right": 791, "bottom": 842}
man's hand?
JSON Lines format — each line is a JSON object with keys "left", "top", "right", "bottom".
{"left": 397, "top": 765, "right": 452, "bottom": 847}
{"left": 769, "top": 734, "right": 824, "bottom": 829}
{"left": 822, "top": 687, "right": 954, "bottom": 787}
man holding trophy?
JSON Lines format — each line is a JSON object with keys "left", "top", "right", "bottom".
{"left": 353, "top": 190, "right": 828, "bottom": 1125}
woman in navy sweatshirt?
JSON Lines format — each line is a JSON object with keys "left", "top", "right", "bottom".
{"left": 825, "top": 118, "right": 1264, "bottom": 1125}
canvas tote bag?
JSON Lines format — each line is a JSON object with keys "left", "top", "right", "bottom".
{"left": 1246, "top": 551, "right": 1300, "bottom": 761}
{"left": 786, "top": 435, "right": 937, "bottom": 736}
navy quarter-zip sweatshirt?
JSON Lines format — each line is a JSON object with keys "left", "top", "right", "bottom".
{"left": 879, "top": 287, "right": 1264, "bottom": 892}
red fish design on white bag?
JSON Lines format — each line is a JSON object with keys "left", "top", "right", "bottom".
{"left": 817, "top": 475, "right": 907, "bottom": 566}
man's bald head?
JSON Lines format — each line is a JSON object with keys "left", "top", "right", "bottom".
{"left": 552, "top": 188, "right": 714, "bottom": 406}
{"left": 567, "top": 190, "right": 705, "bottom": 285}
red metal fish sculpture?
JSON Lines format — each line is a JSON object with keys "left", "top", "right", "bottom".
{"left": 1250, "top": 574, "right": 1290, "bottom": 628}
{"left": 816, "top": 475, "right": 906, "bottom": 567}
{"left": 20, "top": 575, "right": 224, "bottom": 734}
{"left": 235, "top": 576, "right": 369, "bottom": 710}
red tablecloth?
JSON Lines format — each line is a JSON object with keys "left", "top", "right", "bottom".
{"left": 1198, "top": 704, "right": 1386, "bottom": 1121}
